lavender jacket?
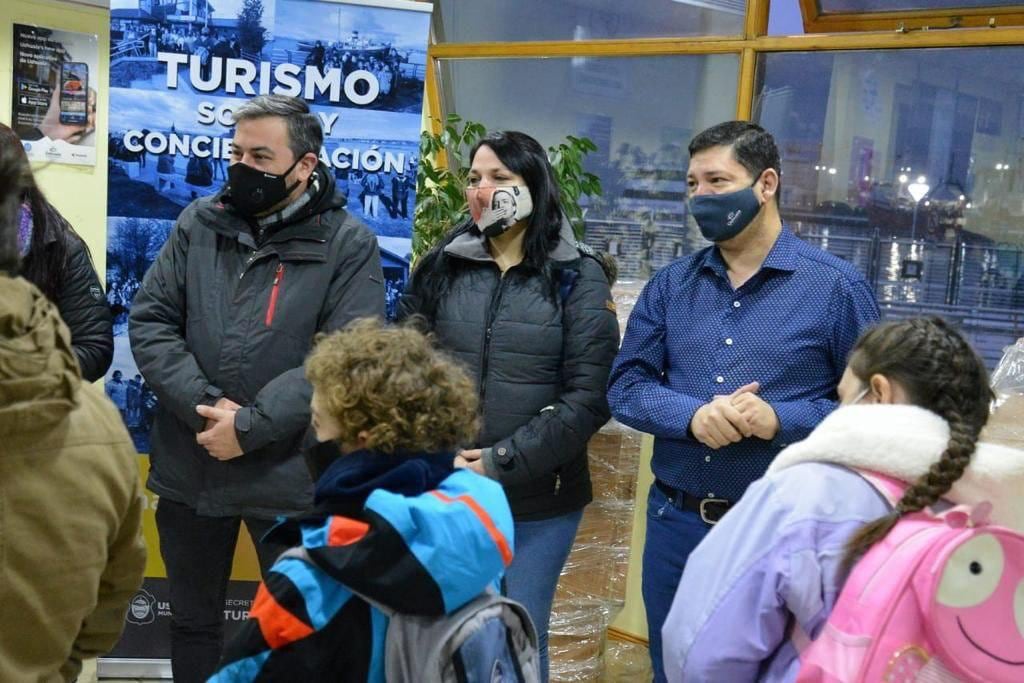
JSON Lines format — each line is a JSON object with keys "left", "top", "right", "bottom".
{"left": 661, "top": 404, "right": 1024, "bottom": 682}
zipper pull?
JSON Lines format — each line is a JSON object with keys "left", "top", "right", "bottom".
{"left": 554, "top": 473, "right": 561, "bottom": 495}
{"left": 240, "top": 250, "right": 258, "bottom": 280}
{"left": 273, "top": 262, "right": 284, "bottom": 284}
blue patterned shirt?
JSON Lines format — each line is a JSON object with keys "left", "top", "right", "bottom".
{"left": 608, "top": 228, "right": 880, "bottom": 502}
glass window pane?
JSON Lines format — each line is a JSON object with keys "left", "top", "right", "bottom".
{"left": 440, "top": 55, "right": 738, "bottom": 285}
{"left": 818, "top": 0, "right": 1020, "bottom": 13}
{"left": 755, "top": 48, "right": 1024, "bottom": 367}
{"left": 433, "top": 0, "right": 746, "bottom": 42}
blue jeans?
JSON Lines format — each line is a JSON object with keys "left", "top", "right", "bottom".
{"left": 643, "top": 483, "right": 713, "bottom": 683}
{"left": 504, "top": 509, "right": 584, "bottom": 683}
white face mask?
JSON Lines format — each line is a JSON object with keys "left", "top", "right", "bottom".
{"left": 466, "top": 184, "right": 533, "bottom": 238}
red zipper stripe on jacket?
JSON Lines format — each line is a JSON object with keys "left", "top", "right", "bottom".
{"left": 430, "top": 490, "right": 514, "bottom": 567}
{"left": 265, "top": 263, "right": 284, "bottom": 327}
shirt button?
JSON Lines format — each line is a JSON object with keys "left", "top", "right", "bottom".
{"left": 715, "top": 376, "right": 724, "bottom": 383}
{"left": 725, "top": 338, "right": 733, "bottom": 346}
{"left": 497, "top": 447, "right": 507, "bottom": 456}
{"left": 709, "top": 492, "right": 716, "bottom": 498}
{"left": 733, "top": 301, "right": 741, "bottom": 308}
{"left": 705, "top": 456, "right": 711, "bottom": 462}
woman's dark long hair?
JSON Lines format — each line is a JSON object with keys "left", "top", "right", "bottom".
{"left": 0, "top": 122, "right": 84, "bottom": 301}
{"left": 410, "top": 131, "right": 565, "bottom": 315}
{"left": 840, "top": 317, "right": 993, "bottom": 574}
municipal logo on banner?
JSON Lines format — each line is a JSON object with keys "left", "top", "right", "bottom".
{"left": 126, "top": 588, "right": 156, "bottom": 626}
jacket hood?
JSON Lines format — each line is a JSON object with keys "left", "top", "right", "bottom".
{"left": 314, "top": 449, "right": 455, "bottom": 509}
{"left": 767, "top": 404, "right": 1024, "bottom": 530}
{"left": 265, "top": 449, "right": 456, "bottom": 545}
{"left": 0, "top": 276, "right": 80, "bottom": 436}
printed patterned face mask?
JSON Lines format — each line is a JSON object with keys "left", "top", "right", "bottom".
{"left": 466, "top": 184, "right": 533, "bottom": 238}
{"left": 18, "top": 203, "right": 32, "bottom": 256}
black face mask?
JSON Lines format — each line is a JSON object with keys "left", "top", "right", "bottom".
{"left": 227, "top": 158, "right": 302, "bottom": 217}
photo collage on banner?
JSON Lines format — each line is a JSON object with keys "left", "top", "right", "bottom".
{"left": 103, "top": 0, "right": 430, "bottom": 663}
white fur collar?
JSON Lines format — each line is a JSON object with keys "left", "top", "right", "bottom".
{"left": 767, "top": 404, "right": 1024, "bottom": 531}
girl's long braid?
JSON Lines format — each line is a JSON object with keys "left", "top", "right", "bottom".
{"left": 840, "top": 317, "right": 992, "bottom": 574}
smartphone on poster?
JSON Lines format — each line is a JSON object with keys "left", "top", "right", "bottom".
{"left": 59, "top": 62, "right": 89, "bottom": 126}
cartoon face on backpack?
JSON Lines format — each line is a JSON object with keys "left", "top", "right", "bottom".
{"left": 919, "top": 513, "right": 1024, "bottom": 682}
{"left": 798, "top": 492, "right": 1024, "bottom": 683}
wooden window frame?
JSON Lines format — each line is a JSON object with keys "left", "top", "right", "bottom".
{"left": 798, "top": 0, "right": 1024, "bottom": 32}
{"left": 426, "top": 0, "right": 1024, "bottom": 132}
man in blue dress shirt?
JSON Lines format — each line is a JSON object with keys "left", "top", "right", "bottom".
{"left": 607, "top": 121, "right": 880, "bottom": 682}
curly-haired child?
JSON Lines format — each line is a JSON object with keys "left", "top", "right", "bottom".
{"left": 211, "top": 318, "right": 515, "bottom": 681}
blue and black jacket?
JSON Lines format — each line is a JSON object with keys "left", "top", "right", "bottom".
{"left": 210, "top": 450, "right": 514, "bottom": 682}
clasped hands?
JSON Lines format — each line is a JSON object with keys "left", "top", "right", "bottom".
{"left": 196, "top": 398, "right": 244, "bottom": 460}
{"left": 454, "top": 449, "right": 486, "bottom": 475}
{"left": 690, "top": 381, "right": 779, "bottom": 450}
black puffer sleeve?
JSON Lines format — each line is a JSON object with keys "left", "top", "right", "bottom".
{"left": 57, "top": 236, "right": 114, "bottom": 382}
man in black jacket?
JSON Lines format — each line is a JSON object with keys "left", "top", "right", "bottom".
{"left": 129, "top": 94, "right": 385, "bottom": 683}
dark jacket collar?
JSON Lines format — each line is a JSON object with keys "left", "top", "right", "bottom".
{"left": 444, "top": 215, "right": 580, "bottom": 266}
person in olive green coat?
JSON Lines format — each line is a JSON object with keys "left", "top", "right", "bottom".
{"left": 0, "top": 139, "right": 146, "bottom": 682}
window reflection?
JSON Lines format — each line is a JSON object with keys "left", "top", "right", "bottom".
{"left": 433, "top": 0, "right": 746, "bottom": 43}
{"left": 756, "top": 48, "right": 1024, "bottom": 366}
{"left": 819, "top": 0, "right": 1020, "bottom": 13}
{"left": 441, "top": 54, "right": 738, "bottom": 282}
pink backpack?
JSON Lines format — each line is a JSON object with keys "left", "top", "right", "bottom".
{"left": 796, "top": 472, "right": 1024, "bottom": 683}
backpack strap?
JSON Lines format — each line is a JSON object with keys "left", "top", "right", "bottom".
{"left": 557, "top": 267, "right": 579, "bottom": 307}
{"left": 556, "top": 243, "right": 612, "bottom": 307}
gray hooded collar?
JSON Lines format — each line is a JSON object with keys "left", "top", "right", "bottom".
{"left": 443, "top": 216, "right": 579, "bottom": 265}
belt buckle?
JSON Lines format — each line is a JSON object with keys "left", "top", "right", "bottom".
{"left": 699, "top": 498, "right": 729, "bottom": 525}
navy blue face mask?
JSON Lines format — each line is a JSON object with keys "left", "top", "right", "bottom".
{"left": 688, "top": 179, "right": 763, "bottom": 243}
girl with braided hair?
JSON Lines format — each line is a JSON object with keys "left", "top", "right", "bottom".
{"left": 661, "top": 317, "right": 1024, "bottom": 683}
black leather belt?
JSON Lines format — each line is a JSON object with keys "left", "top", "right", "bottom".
{"left": 655, "top": 480, "right": 732, "bottom": 525}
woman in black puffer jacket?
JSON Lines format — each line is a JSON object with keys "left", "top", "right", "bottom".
{"left": 398, "top": 130, "right": 619, "bottom": 682}
{"left": 1, "top": 123, "right": 113, "bottom": 381}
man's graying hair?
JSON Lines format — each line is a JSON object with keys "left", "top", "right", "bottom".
{"left": 232, "top": 95, "right": 323, "bottom": 160}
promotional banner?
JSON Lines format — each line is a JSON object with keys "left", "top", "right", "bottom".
{"left": 11, "top": 24, "right": 99, "bottom": 166}
{"left": 102, "top": 0, "right": 430, "bottom": 670}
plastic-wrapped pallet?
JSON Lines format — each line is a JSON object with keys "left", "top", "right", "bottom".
{"left": 601, "top": 639, "right": 654, "bottom": 682}
{"left": 609, "top": 279, "right": 644, "bottom": 336}
{"left": 548, "top": 420, "right": 642, "bottom": 682}
{"left": 982, "top": 337, "right": 1024, "bottom": 449}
